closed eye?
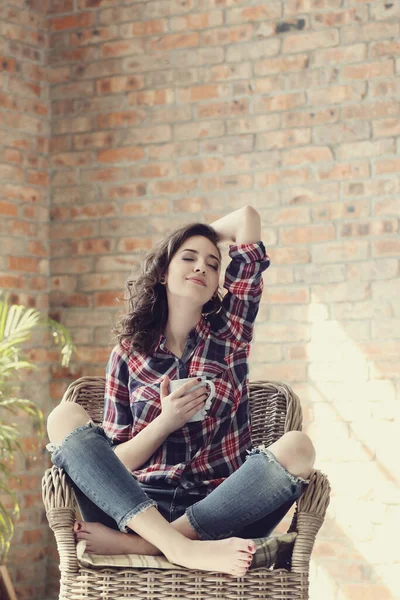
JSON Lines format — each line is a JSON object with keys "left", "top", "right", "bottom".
{"left": 183, "top": 258, "right": 218, "bottom": 271}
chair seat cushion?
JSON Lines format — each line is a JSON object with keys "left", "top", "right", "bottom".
{"left": 76, "top": 532, "right": 297, "bottom": 571}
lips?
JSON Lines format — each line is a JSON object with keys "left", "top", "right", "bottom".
{"left": 187, "top": 278, "right": 206, "bottom": 287}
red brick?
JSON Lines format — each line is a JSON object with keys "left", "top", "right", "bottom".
{"left": 129, "top": 89, "right": 175, "bottom": 107}
{"left": 341, "top": 21, "right": 399, "bottom": 44}
{"left": 124, "top": 124, "right": 171, "bottom": 144}
{"left": 151, "top": 178, "right": 198, "bottom": 196}
{"left": 180, "top": 157, "right": 225, "bottom": 175}
{"left": 373, "top": 239, "right": 400, "bottom": 257}
{"left": 171, "top": 12, "right": 224, "bottom": 31}
{"left": 27, "top": 170, "right": 50, "bottom": 186}
{"left": 227, "top": 4, "right": 281, "bottom": 24}
{"left": 94, "top": 292, "right": 121, "bottom": 307}
{"left": 375, "top": 157, "right": 400, "bottom": 175}
{"left": 370, "top": 40, "right": 400, "bottom": 58}
{"left": 50, "top": 12, "right": 95, "bottom": 32}
{"left": 264, "top": 286, "right": 310, "bottom": 304}
{"left": 73, "top": 131, "right": 120, "bottom": 150}
{"left": 27, "top": 240, "right": 48, "bottom": 257}
{"left": 254, "top": 54, "right": 308, "bottom": 77}
{"left": 177, "top": 83, "right": 230, "bottom": 104}
{"left": 257, "top": 128, "right": 311, "bottom": 151}
{"left": 70, "top": 25, "right": 119, "bottom": 47}
{"left": 313, "top": 43, "right": 367, "bottom": 66}
{"left": 97, "top": 110, "right": 147, "bottom": 128}
{"left": 96, "top": 75, "right": 144, "bottom": 95}
{"left": 97, "top": 146, "right": 145, "bottom": 163}
{"left": 339, "top": 218, "right": 398, "bottom": 237}
{"left": 8, "top": 256, "right": 40, "bottom": 272}
{"left": 271, "top": 246, "right": 311, "bottom": 264}
{"left": 258, "top": 323, "right": 310, "bottom": 342}
{"left": 343, "top": 60, "right": 394, "bottom": 80}
{"left": 0, "top": 201, "right": 19, "bottom": 216}
{"left": 280, "top": 224, "right": 336, "bottom": 245}
{"left": 100, "top": 39, "right": 147, "bottom": 58}
{"left": 81, "top": 166, "right": 127, "bottom": 183}
{"left": 125, "top": 20, "right": 167, "bottom": 36}
{"left": 149, "top": 33, "right": 200, "bottom": 52}
{"left": 312, "top": 200, "right": 370, "bottom": 221}
{"left": 106, "top": 183, "right": 147, "bottom": 200}
{"left": 174, "top": 120, "right": 224, "bottom": 140}
{"left": 197, "top": 98, "right": 249, "bottom": 119}
{"left": 201, "top": 25, "right": 252, "bottom": 46}
{"left": 71, "top": 238, "right": 112, "bottom": 255}
{"left": 253, "top": 92, "right": 306, "bottom": 113}
{"left": 283, "top": 29, "right": 338, "bottom": 53}
{"left": 373, "top": 198, "right": 400, "bottom": 217}
{"left": 0, "top": 274, "right": 26, "bottom": 289}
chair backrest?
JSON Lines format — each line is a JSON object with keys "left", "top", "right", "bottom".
{"left": 62, "top": 377, "right": 303, "bottom": 446}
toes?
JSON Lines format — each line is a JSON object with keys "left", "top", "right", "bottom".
{"left": 247, "top": 540, "right": 256, "bottom": 553}
{"left": 232, "top": 566, "right": 248, "bottom": 577}
{"left": 76, "top": 532, "right": 90, "bottom": 541}
{"left": 237, "top": 554, "right": 252, "bottom": 564}
{"left": 73, "top": 521, "right": 83, "bottom": 532}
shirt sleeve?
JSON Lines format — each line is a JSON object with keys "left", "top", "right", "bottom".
{"left": 210, "top": 240, "right": 270, "bottom": 344}
{"left": 102, "top": 343, "right": 133, "bottom": 445}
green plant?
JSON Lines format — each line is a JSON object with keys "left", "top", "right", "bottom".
{"left": 0, "top": 291, "right": 76, "bottom": 563}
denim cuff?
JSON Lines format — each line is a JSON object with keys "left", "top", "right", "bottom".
{"left": 46, "top": 420, "right": 97, "bottom": 455}
{"left": 246, "top": 445, "right": 310, "bottom": 487}
{"left": 185, "top": 504, "right": 221, "bottom": 541}
{"left": 119, "top": 500, "right": 158, "bottom": 533}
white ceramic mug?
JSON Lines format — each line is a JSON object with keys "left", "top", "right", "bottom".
{"left": 169, "top": 376, "right": 215, "bottom": 422}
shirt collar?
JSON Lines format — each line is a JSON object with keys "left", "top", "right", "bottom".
{"left": 154, "top": 315, "right": 210, "bottom": 356}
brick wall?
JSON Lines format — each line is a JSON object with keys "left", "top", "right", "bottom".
{"left": 0, "top": 1, "right": 54, "bottom": 599}
{"left": 2, "top": 0, "right": 400, "bottom": 598}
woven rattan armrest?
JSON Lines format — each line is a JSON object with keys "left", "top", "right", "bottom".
{"left": 42, "top": 466, "right": 78, "bottom": 573}
{"left": 290, "top": 469, "right": 330, "bottom": 573}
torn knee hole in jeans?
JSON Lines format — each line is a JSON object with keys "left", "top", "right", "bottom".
{"left": 246, "top": 444, "right": 310, "bottom": 486}
{"left": 46, "top": 419, "right": 96, "bottom": 454}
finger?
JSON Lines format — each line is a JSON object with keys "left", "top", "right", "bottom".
{"left": 182, "top": 378, "right": 203, "bottom": 394}
{"left": 183, "top": 393, "right": 207, "bottom": 412}
{"left": 179, "top": 387, "right": 207, "bottom": 405}
{"left": 160, "top": 375, "right": 169, "bottom": 397}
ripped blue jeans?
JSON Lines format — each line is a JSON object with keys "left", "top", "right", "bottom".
{"left": 46, "top": 422, "right": 309, "bottom": 540}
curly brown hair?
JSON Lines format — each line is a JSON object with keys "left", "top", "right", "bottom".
{"left": 113, "top": 222, "right": 224, "bottom": 356}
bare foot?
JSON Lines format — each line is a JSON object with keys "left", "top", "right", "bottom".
{"left": 166, "top": 537, "right": 256, "bottom": 577}
{"left": 74, "top": 521, "right": 161, "bottom": 556}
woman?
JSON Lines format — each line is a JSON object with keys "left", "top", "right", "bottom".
{"left": 46, "top": 206, "right": 315, "bottom": 577}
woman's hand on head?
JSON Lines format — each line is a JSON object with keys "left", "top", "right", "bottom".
{"left": 158, "top": 375, "right": 208, "bottom": 435}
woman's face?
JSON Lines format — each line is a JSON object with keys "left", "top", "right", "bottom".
{"left": 164, "top": 235, "right": 221, "bottom": 304}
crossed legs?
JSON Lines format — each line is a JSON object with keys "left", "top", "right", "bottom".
{"left": 47, "top": 403, "right": 256, "bottom": 576}
{"left": 47, "top": 403, "right": 315, "bottom": 571}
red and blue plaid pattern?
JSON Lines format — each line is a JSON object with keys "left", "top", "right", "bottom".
{"left": 103, "top": 241, "right": 270, "bottom": 494}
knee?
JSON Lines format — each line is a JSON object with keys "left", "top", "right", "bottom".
{"left": 284, "top": 431, "right": 315, "bottom": 465}
{"left": 47, "top": 403, "right": 91, "bottom": 445}
{"left": 271, "top": 431, "right": 316, "bottom": 479}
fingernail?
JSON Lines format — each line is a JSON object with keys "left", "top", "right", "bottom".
{"left": 197, "top": 377, "right": 202, "bottom": 381}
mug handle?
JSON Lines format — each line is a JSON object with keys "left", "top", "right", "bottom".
{"left": 205, "top": 379, "right": 215, "bottom": 400}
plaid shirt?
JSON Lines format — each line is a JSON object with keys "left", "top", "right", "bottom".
{"left": 103, "top": 241, "right": 270, "bottom": 495}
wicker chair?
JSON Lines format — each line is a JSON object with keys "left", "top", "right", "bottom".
{"left": 42, "top": 377, "right": 330, "bottom": 600}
